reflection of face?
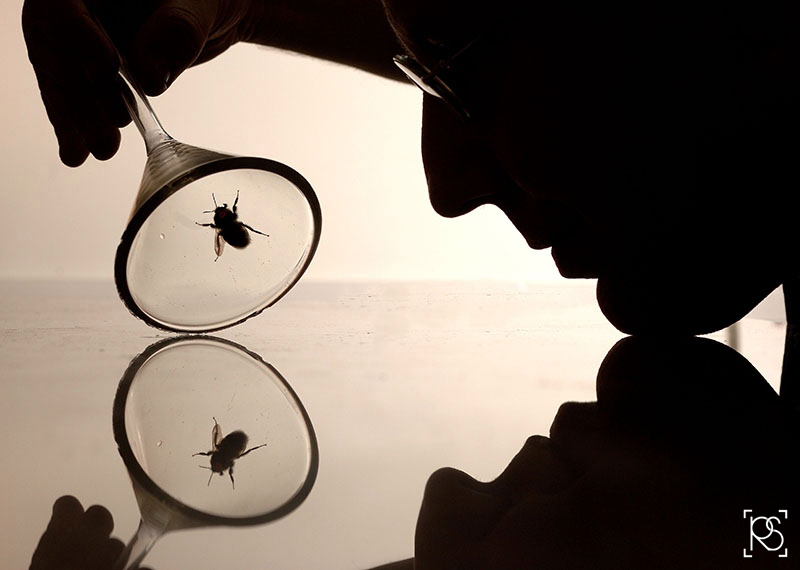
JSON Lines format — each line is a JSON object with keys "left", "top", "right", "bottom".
{"left": 413, "top": 337, "right": 798, "bottom": 569}
{"left": 417, "top": 434, "right": 714, "bottom": 569}
{"left": 384, "top": 2, "right": 797, "bottom": 334}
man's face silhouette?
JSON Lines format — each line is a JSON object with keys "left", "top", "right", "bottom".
{"left": 385, "top": 2, "right": 796, "bottom": 334}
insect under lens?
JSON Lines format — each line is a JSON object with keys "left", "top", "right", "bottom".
{"left": 192, "top": 416, "right": 267, "bottom": 489}
{"left": 196, "top": 190, "right": 269, "bottom": 261}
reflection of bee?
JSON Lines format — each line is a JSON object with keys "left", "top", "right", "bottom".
{"left": 196, "top": 190, "right": 269, "bottom": 261}
{"left": 193, "top": 417, "right": 266, "bottom": 489}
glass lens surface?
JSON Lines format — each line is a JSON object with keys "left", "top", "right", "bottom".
{"left": 123, "top": 166, "right": 319, "bottom": 331}
{"left": 118, "top": 337, "right": 317, "bottom": 521}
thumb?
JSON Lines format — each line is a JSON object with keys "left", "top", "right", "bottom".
{"left": 129, "top": 0, "right": 218, "bottom": 95}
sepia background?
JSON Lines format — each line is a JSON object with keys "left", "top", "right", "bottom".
{"left": 0, "top": 2, "right": 788, "bottom": 569}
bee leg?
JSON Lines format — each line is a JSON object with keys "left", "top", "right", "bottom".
{"left": 192, "top": 451, "right": 213, "bottom": 457}
{"left": 228, "top": 466, "right": 235, "bottom": 490}
{"left": 232, "top": 189, "right": 240, "bottom": 213}
{"left": 239, "top": 443, "right": 267, "bottom": 457}
{"left": 242, "top": 223, "right": 269, "bottom": 237}
{"left": 196, "top": 222, "right": 217, "bottom": 228}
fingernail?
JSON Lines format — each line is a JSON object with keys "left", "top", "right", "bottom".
{"left": 152, "top": 60, "right": 171, "bottom": 94}
{"left": 137, "top": 51, "right": 171, "bottom": 95}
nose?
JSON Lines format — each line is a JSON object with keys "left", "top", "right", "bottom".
{"left": 421, "top": 97, "right": 503, "bottom": 218}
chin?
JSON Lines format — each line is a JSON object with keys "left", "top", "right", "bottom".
{"left": 595, "top": 272, "right": 782, "bottom": 336}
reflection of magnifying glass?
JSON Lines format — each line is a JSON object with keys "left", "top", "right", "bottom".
{"left": 113, "top": 63, "right": 322, "bottom": 332}
{"left": 112, "top": 336, "right": 318, "bottom": 570}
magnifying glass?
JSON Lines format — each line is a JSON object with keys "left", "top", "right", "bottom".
{"left": 112, "top": 335, "right": 319, "bottom": 569}
{"left": 113, "top": 63, "right": 322, "bottom": 332}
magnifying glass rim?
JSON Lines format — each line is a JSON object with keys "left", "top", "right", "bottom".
{"left": 114, "top": 156, "right": 322, "bottom": 333}
{"left": 112, "top": 335, "right": 320, "bottom": 527}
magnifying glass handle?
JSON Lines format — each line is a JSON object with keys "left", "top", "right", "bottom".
{"left": 116, "top": 59, "right": 173, "bottom": 154}
{"left": 114, "top": 516, "right": 165, "bottom": 570}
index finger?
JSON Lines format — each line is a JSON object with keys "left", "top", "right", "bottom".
{"left": 22, "top": 0, "right": 127, "bottom": 165}
{"left": 45, "top": 495, "right": 85, "bottom": 534}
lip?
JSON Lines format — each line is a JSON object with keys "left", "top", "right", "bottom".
{"left": 502, "top": 201, "right": 602, "bottom": 278}
{"left": 525, "top": 236, "right": 552, "bottom": 250}
{"left": 496, "top": 200, "right": 563, "bottom": 252}
{"left": 551, "top": 241, "right": 600, "bottom": 279}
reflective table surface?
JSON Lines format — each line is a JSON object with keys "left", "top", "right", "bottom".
{"left": 0, "top": 280, "right": 787, "bottom": 569}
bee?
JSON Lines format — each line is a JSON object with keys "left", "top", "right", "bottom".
{"left": 196, "top": 190, "right": 269, "bottom": 261}
{"left": 193, "top": 417, "right": 267, "bottom": 489}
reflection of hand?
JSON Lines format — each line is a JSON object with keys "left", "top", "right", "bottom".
{"left": 21, "top": 0, "right": 260, "bottom": 166}
{"left": 30, "top": 495, "right": 153, "bottom": 570}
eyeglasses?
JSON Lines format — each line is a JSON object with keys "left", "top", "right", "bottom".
{"left": 392, "top": 34, "right": 486, "bottom": 122}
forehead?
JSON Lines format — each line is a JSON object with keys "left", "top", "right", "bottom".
{"left": 381, "top": 3, "right": 650, "bottom": 69}
{"left": 382, "top": 0, "right": 499, "bottom": 54}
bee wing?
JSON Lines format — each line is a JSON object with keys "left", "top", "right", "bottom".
{"left": 212, "top": 421, "right": 223, "bottom": 449}
{"left": 214, "top": 230, "right": 225, "bottom": 258}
